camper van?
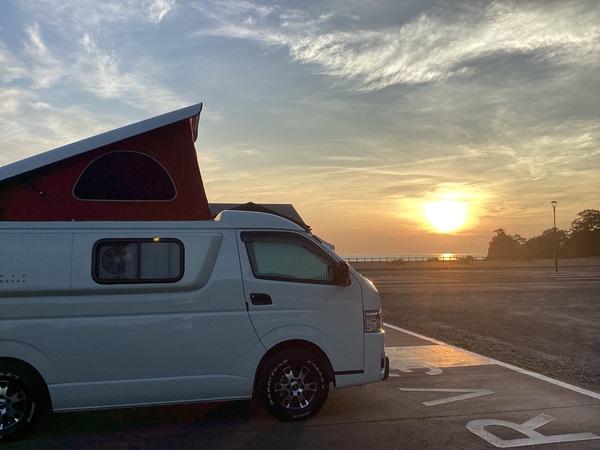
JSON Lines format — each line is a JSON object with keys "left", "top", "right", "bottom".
{"left": 0, "top": 103, "right": 387, "bottom": 440}
{"left": 0, "top": 210, "right": 388, "bottom": 440}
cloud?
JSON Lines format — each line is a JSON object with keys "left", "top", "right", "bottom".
{"left": 147, "top": 0, "right": 177, "bottom": 23}
{"left": 0, "top": 1, "right": 192, "bottom": 168}
{"left": 0, "top": 100, "right": 95, "bottom": 165}
{"left": 0, "top": 89, "right": 31, "bottom": 114}
{"left": 75, "top": 34, "right": 184, "bottom": 112}
{"left": 192, "top": 0, "right": 600, "bottom": 92}
{"left": 301, "top": 3, "right": 598, "bottom": 90}
{"left": 23, "top": 22, "right": 64, "bottom": 88}
{"left": 1, "top": 0, "right": 597, "bottom": 251}
{"left": 10, "top": 11, "right": 185, "bottom": 112}
{"left": 0, "top": 42, "right": 27, "bottom": 83}
{"left": 18, "top": 0, "right": 177, "bottom": 31}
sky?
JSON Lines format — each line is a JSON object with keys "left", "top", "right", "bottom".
{"left": 1, "top": 0, "right": 599, "bottom": 256}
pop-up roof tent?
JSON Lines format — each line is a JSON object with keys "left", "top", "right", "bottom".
{"left": 0, "top": 103, "right": 213, "bottom": 221}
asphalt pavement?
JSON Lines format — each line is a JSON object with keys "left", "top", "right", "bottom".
{"left": 365, "top": 261, "right": 600, "bottom": 393}
{"left": 8, "top": 325, "right": 600, "bottom": 449}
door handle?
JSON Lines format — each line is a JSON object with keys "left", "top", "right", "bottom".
{"left": 250, "top": 293, "right": 272, "bottom": 305}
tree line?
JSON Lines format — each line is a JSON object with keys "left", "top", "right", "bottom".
{"left": 486, "top": 209, "right": 600, "bottom": 260}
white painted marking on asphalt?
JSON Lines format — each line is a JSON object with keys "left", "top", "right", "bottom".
{"left": 467, "top": 413, "right": 600, "bottom": 448}
{"left": 399, "top": 388, "right": 494, "bottom": 406}
{"left": 384, "top": 323, "right": 600, "bottom": 400}
{"left": 395, "top": 362, "right": 443, "bottom": 376}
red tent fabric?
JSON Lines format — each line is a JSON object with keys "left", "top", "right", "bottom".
{"left": 0, "top": 103, "right": 213, "bottom": 221}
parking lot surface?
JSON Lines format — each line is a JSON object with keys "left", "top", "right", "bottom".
{"left": 7, "top": 261, "right": 600, "bottom": 449}
{"left": 364, "top": 261, "right": 600, "bottom": 392}
{"left": 7, "top": 325, "right": 600, "bottom": 450}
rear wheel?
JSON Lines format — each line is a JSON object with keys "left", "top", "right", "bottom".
{"left": 0, "top": 366, "right": 43, "bottom": 442}
{"left": 260, "top": 349, "right": 329, "bottom": 421}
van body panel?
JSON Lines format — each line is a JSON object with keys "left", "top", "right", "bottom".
{"left": 50, "top": 374, "right": 254, "bottom": 411}
{"left": 0, "top": 211, "right": 387, "bottom": 418}
{"left": 0, "top": 233, "right": 73, "bottom": 296}
{"left": 1, "top": 223, "right": 264, "bottom": 410}
{"left": 10, "top": 307, "right": 264, "bottom": 410}
{"left": 335, "top": 331, "right": 386, "bottom": 387}
{"left": 237, "top": 230, "right": 365, "bottom": 374}
{"left": 71, "top": 232, "right": 223, "bottom": 295}
{"left": 241, "top": 275, "right": 365, "bottom": 373}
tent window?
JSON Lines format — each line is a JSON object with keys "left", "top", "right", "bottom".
{"left": 74, "top": 151, "right": 176, "bottom": 201}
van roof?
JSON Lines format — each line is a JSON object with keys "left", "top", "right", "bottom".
{"left": 0, "top": 210, "right": 305, "bottom": 231}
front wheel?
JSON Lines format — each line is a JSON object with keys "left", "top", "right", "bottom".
{"left": 0, "top": 366, "right": 43, "bottom": 442}
{"left": 260, "top": 349, "right": 329, "bottom": 421}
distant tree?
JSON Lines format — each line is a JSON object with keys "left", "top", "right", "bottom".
{"left": 486, "top": 228, "right": 525, "bottom": 260}
{"left": 487, "top": 209, "right": 599, "bottom": 260}
{"left": 522, "top": 228, "right": 568, "bottom": 259}
{"left": 562, "top": 209, "right": 600, "bottom": 257}
{"left": 570, "top": 209, "right": 600, "bottom": 233}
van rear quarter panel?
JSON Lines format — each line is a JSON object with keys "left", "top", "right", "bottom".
{"left": 0, "top": 232, "right": 72, "bottom": 295}
{"left": 0, "top": 225, "right": 266, "bottom": 410}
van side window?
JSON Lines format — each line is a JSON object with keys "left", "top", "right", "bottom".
{"left": 93, "top": 239, "right": 183, "bottom": 284}
{"left": 241, "top": 232, "right": 336, "bottom": 284}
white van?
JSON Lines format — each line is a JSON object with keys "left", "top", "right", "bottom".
{"left": 0, "top": 210, "right": 388, "bottom": 441}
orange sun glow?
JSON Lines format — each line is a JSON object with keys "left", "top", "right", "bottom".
{"left": 424, "top": 200, "right": 468, "bottom": 233}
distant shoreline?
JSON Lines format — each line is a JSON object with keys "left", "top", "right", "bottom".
{"left": 343, "top": 254, "right": 486, "bottom": 263}
{"left": 350, "top": 256, "right": 600, "bottom": 271}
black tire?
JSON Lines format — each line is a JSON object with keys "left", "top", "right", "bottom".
{"left": 0, "top": 366, "right": 43, "bottom": 442}
{"left": 260, "top": 349, "right": 329, "bottom": 421}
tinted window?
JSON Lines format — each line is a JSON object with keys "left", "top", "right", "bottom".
{"left": 94, "top": 239, "right": 183, "bottom": 283}
{"left": 74, "top": 152, "right": 176, "bottom": 201}
{"left": 242, "top": 232, "right": 336, "bottom": 284}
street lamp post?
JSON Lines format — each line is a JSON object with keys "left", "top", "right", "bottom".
{"left": 551, "top": 201, "right": 558, "bottom": 273}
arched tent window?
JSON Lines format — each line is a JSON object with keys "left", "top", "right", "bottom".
{"left": 74, "top": 151, "right": 176, "bottom": 201}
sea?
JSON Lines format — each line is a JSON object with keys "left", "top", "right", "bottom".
{"left": 341, "top": 253, "right": 486, "bottom": 262}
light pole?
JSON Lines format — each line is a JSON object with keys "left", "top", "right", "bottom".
{"left": 551, "top": 201, "right": 558, "bottom": 273}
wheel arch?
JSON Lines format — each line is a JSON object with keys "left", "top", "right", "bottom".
{"left": 0, "top": 340, "right": 56, "bottom": 381}
{"left": 0, "top": 357, "right": 52, "bottom": 410}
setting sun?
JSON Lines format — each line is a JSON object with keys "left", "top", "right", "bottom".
{"left": 424, "top": 200, "right": 468, "bottom": 233}
{"left": 395, "top": 183, "right": 486, "bottom": 238}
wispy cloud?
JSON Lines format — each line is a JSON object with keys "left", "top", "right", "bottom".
{"left": 194, "top": 0, "right": 600, "bottom": 91}
{"left": 14, "top": 0, "right": 184, "bottom": 109}
{"left": 0, "top": 42, "right": 27, "bottom": 83}
{"left": 0, "top": 0, "right": 186, "bottom": 158}
{"left": 147, "top": 0, "right": 177, "bottom": 23}
{"left": 18, "top": 0, "right": 177, "bottom": 31}
{"left": 75, "top": 34, "right": 185, "bottom": 112}
{"left": 23, "top": 22, "right": 64, "bottom": 88}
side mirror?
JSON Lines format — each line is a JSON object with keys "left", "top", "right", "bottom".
{"left": 335, "top": 261, "right": 351, "bottom": 286}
